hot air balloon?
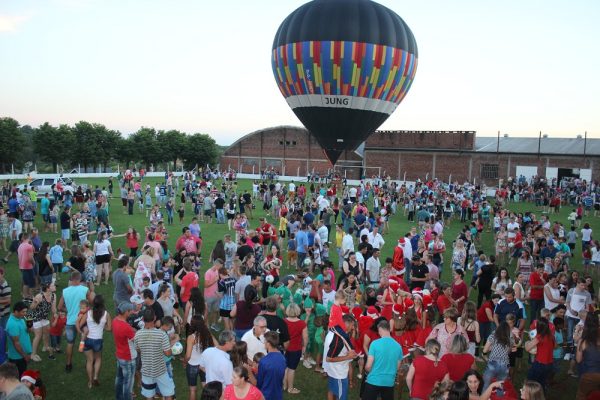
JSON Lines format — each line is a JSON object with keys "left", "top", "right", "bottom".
{"left": 272, "top": 0, "right": 418, "bottom": 165}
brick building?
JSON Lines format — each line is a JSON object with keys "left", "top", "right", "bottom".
{"left": 220, "top": 126, "right": 600, "bottom": 185}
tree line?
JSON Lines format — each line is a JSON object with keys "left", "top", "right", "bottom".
{"left": 0, "top": 117, "right": 221, "bottom": 173}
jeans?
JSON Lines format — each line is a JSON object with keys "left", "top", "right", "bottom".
{"left": 527, "top": 361, "right": 553, "bottom": 389}
{"left": 404, "top": 259, "right": 412, "bottom": 286}
{"left": 216, "top": 208, "right": 225, "bottom": 223}
{"left": 479, "top": 322, "right": 495, "bottom": 348}
{"left": 483, "top": 360, "right": 508, "bottom": 391}
{"left": 567, "top": 316, "right": 579, "bottom": 350}
{"left": 0, "top": 314, "right": 9, "bottom": 329}
{"left": 115, "top": 358, "right": 136, "bottom": 400}
{"left": 530, "top": 299, "right": 544, "bottom": 322}
{"left": 50, "top": 334, "right": 61, "bottom": 349}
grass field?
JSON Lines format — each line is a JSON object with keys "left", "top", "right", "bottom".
{"left": 3, "top": 176, "right": 591, "bottom": 399}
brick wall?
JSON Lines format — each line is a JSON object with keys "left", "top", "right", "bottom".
{"left": 220, "top": 127, "right": 599, "bottom": 183}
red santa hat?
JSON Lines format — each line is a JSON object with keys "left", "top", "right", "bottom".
{"left": 21, "top": 370, "right": 39, "bottom": 385}
{"left": 351, "top": 306, "right": 363, "bottom": 320}
{"left": 392, "top": 303, "right": 404, "bottom": 316}
{"left": 366, "top": 306, "right": 379, "bottom": 319}
{"left": 340, "top": 305, "right": 350, "bottom": 314}
{"left": 422, "top": 294, "right": 433, "bottom": 308}
{"left": 403, "top": 297, "right": 415, "bottom": 309}
{"left": 389, "top": 281, "right": 400, "bottom": 293}
{"left": 398, "top": 237, "right": 406, "bottom": 245}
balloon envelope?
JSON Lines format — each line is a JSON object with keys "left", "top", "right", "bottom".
{"left": 272, "top": 0, "right": 418, "bottom": 164}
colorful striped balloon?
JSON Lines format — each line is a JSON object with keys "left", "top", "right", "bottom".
{"left": 272, "top": 0, "right": 418, "bottom": 164}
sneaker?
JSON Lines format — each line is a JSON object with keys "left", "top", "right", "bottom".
{"left": 31, "top": 354, "right": 42, "bottom": 362}
{"left": 302, "top": 359, "right": 313, "bottom": 369}
{"left": 48, "top": 354, "right": 56, "bottom": 360}
{"left": 41, "top": 346, "right": 47, "bottom": 353}
{"left": 308, "top": 357, "right": 317, "bottom": 365}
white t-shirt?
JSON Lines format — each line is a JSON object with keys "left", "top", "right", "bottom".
{"left": 241, "top": 328, "right": 268, "bottom": 360}
{"left": 367, "top": 232, "right": 385, "bottom": 250}
{"left": 198, "top": 347, "right": 233, "bottom": 387}
{"left": 349, "top": 187, "right": 357, "bottom": 198}
{"left": 289, "top": 183, "right": 296, "bottom": 192}
{"left": 86, "top": 310, "right": 108, "bottom": 340}
{"left": 94, "top": 240, "right": 111, "bottom": 256}
{"left": 565, "top": 288, "right": 592, "bottom": 320}
{"left": 507, "top": 222, "right": 520, "bottom": 238}
{"left": 322, "top": 289, "right": 336, "bottom": 310}
{"left": 341, "top": 234, "right": 354, "bottom": 257}
{"left": 323, "top": 331, "right": 351, "bottom": 379}
{"left": 366, "top": 256, "right": 381, "bottom": 283}
{"left": 582, "top": 228, "right": 593, "bottom": 242}
{"left": 317, "top": 226, "right": 329, "bottom": 244}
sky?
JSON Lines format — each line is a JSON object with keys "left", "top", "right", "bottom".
{"left": 1, "top": 0, "right": 599, "bottom": 145}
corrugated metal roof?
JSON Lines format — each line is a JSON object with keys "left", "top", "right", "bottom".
{"left": 475, "top": 136, "right": 600, "bottom": 155}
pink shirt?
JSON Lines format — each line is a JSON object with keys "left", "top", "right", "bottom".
{"left": 17, "top": 242, "right": 34, "bottom": 270}
{"left": 204, "top": 268, "right": 219, "bottom": 298}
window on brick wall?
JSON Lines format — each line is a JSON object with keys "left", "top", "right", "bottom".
{"left": 481, "top": 163, "right": 499, "bottom": 179}
{"left": 278, "top": 140, "right": 297, "bottom": 146}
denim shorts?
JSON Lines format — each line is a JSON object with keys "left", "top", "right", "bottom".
{"left": 65, "top": 324, "right": 77, "bottom": 344}
{"left": 186, "top": 364, "right": 206, "bottom": 387}
{"left": 83, "top": 338, "right": 103, "bottom": 352}
{"left": 21, "top": 269, "right": 36, "bottom": 288}
{"left": 61, "top": 229, "right": 71, "bottom": 240}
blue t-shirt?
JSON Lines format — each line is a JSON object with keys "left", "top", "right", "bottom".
{"left": 494, "top": 299, "right": 523, "bottom": 323}
{"left": 63, "top": 285, "right": 89, "bottom": 325}
{"left": 257, "top": 351, "right": 286, "bottom": 400}
{"left": 366, "top": 336, "right": 403, "bottom": 387}
{"left": 40, "top": 197, "right": 50, "bottom": 214}
{"left": 296, "top": 230, "right": 308, "bottom": 253}
{"left": 6, "top": 315, "right": 32, "bottom": 360}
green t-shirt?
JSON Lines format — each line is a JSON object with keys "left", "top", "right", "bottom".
{"left": 366, "top": 336, "right": 403, "bottom": 387}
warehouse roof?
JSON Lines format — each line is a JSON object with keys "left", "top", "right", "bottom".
{"left": 475, "top": 136, "right": 600, "bottom": 156}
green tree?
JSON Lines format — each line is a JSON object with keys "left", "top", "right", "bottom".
{"left": 71, "top": 121, "right": 102, "bottom": 171}
{"left": 114, "top": 136, "right": 136, "bottom": 169}
{"left": 129, "top": 127, "right": 160, "bottom": 170}
{"left": 181, "top": 133, "right": 219, "bottom": 170}
{"left": 33, "top": 122, "right": 75, "bottom": 173}
{"left": 158, "top": 129, "right": 187, "bottom": 171}
{"left": 0, "top": 117, "right": 26, "bottom": 173}
{"left": 96, "top": 127, "right": 122, "bottom": 172}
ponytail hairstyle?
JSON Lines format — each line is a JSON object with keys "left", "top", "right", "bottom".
{"left": 425, "top": 338, "right": 442, "bottom": 365}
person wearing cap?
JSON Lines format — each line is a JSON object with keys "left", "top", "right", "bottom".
{"left": 113, "top": 301, "right": 137, "bottom": 400}
{"left": 392, "top": 238, "right": 405, "bottom": 282}
{"left": 0, "top": 363, "right": 34, "bottom": 400}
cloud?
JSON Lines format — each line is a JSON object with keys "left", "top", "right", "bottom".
{"left": 0, "top": 15, "right": 29, "bottom": 33}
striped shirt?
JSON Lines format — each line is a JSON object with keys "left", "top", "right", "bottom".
{"left": 0, "top": 280, "right": 11, "bottom": 318}
{"left": 134, "top": 328, "right": 170, "bottom": 378}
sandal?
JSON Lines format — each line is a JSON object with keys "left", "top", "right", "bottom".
{"left": 288, "top": 388, "right": 301, "bottom": 394}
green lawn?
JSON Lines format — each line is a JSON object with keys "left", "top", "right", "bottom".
{"left": 3, "top": 177, "right": 590, "bottom": 399}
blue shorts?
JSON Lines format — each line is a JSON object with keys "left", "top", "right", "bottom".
{"left": 328, "top": 377, "right": 349, "bottom": 400}
{"left": 141, "top": 372, "right": 175, "bottom": 398}
{"left": 65, "top": 324, "right": 77, "bottom": 344}
{"left": 21, "top": 269, "right": 36, "bottom": 288}
{"left": 285, "top": 350, "right": 302, "bottom": 370}
{"left": 61, "top": 229, "right": 71, "bottom": 240}
{"left": 83, "top": 338, "right": 103, "bottom": 353}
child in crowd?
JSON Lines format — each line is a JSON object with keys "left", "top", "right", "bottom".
{"left": 252, "top": 352, "right": 265, "bottom": 376}
{"left": 287, "top": 233, "right": 297, "bottom": 269}
{"left": 75, "top": 300, "right": 90, "bottom": 352}
{"left": 49, "top": 309, "right": 67, "bottom": 353}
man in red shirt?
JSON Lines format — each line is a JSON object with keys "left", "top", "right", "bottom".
{"left": 175, "top": 227, "right": 202, "bottom": 255}
{"left": 529, "top": 264, "right": 546, "bottom": 322}
{"left": 256, "top": 218, "right": 274, "bottom": 253}
{"left": 176, "top": 259, "right": 199, "bottom": 308}
{"left": 17, "top": 233, "right": 35, "bottom": 300}
{"left": 112, "top": 302, "right": 136, "bottom": 400}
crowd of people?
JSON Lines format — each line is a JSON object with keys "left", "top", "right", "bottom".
{"left": 0, "top": 171, "right": 598, "bottom": 400}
